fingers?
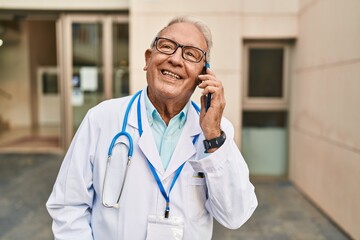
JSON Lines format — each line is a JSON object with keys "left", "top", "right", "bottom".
{"left": 199, "top": 83, "right": 221, "bottom": 95}
{"left": 197, "top": 70, "right": 226, "bottom": 112}
{"left": 198, "top": 76, "right": 223, "bottom": 96}
{"left": 197, "top": 69, "right": 226, "bottom": 138}
{"left": 197, "top": 71, "right": 222, "bottom": 95}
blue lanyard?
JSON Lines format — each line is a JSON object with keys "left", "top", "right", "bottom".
{"left": 134, "top": 90, "right": 200, "bottom": 218}
{"left": 146, "top": 136, "right": 198, "bottom": 218}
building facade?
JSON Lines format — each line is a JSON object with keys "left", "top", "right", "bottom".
{"left": 0, "top": 0, "right": 359, "bottom": 239}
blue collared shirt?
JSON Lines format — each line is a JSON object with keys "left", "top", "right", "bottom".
{"left": 144, "top": 90, "right": 189, "bottom": 170}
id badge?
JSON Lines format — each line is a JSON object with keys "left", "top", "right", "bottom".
{"left": 146, "top": 214, "right": 184, "bottom": 240}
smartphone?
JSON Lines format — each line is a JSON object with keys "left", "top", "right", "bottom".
{"left": 203, "top": 62, "right": 211, "bottom": 111}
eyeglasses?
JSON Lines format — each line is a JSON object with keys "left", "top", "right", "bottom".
{"left": 153, "top": 37, "right": 207, "bottom": 63}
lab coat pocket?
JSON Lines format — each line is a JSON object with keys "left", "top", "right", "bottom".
{"left": 187, "top": 176, "right": 207, "bottom": 219}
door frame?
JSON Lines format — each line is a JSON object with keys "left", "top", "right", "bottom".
{"left": 241, "top": 41, "right": 292, "bottom": 176}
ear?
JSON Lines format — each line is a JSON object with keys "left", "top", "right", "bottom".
{"left": 144, "top": 49, "right": 152, "bottom": 70}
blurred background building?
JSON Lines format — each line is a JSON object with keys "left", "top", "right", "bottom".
{"left": 0, "top": 0, "right": 359, "bottom": 239}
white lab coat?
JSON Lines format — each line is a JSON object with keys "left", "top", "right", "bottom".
{"left": 46, "top": 91, "right": 257, "bottom": 240}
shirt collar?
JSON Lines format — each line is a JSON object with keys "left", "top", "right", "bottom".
{"left": 144, "top": 88, "right": 189, "bottom": 128}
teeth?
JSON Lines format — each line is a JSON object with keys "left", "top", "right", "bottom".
{"left": 163, "top": 70, "right": 180, "bottom": 79}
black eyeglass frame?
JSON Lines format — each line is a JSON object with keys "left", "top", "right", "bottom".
{"left": 152, "top": 37, "right": 207, "bottom": 63}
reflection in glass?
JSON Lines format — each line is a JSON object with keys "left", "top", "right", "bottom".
{"left": 72, "top": 23, "right": 103, "bottom": 132}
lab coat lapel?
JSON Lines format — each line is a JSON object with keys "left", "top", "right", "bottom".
{"left": 163, "top": 104, "right": 202, "bottom": 179}
{"left": 138, "top": 128, "right": 165, "bottom": 175}
{"left": 128, "top": 91, "right": 165, "bottom": 175}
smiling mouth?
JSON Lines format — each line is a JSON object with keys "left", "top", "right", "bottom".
{"left": 161, "top": 70, "right": 181, "bottom": 79}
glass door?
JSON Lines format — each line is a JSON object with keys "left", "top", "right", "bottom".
{"left": 71, "top": 22, "right": 104, "bottom": 131}
{"left": 59, "top": 15, "right": 129, "bottom": 147}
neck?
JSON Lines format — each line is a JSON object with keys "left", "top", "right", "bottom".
{"left": 147, "top": 92, "right": 188, "bottom": 126}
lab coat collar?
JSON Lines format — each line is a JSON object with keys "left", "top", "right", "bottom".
{"left": 128, "top": 90, "right": 165, "bottom": 175}
{"left": 164, "top": 105, "right": 201, "bottom": 179}
{"left": 128, "top": 90, "right": 202, "bottom": 179}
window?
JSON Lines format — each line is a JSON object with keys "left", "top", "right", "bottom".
{"left": 243, "top": 43, "right": 289, "bottom": 110}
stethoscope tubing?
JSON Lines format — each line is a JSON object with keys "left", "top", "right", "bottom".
{"left": 102, "top": 90, "right": 142, "bottom": 208}
{"left": 102, "top": 90, "right": 201, "bottom": 210}
{"left": 107, "top": 90, "right": 143, "bottom": 157}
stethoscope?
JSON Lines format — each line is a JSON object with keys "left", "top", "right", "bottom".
{"left": 102, "top": 90, "right": 200, "bottom": 210}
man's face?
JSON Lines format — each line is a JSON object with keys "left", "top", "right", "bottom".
{"left": 145, "top": 22, "right": 208, "bottom": 103}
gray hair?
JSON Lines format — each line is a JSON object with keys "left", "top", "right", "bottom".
{"left": 152, "top": 16, "right": 213, "bottom": 62}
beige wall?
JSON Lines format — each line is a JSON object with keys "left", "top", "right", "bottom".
{"left": 241, "top": 0, "right": 298, "bottom": 38}
{"left": 129, "top": 0, "right": 298, "bottom": 146}
{"left": 289, "top": 0, "right": 360, "bottom": 239}
{"left": 0, "top": 0, "right": 128, "bottom": 10}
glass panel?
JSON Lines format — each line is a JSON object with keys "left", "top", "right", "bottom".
{"left": 242, "top": 111, "right": 287, "bottom": 176}
{"left": 112, "top": 23, "right": 129, "bottom": 98}
{"left": 248, "top": 48, "right": 283, "bottom": 98}
{"left": 243, "top": 111, "right": 287, "bottom": 127}
{"left": 0, "top": 20, "right": 61, "bottom": 151}
{"left": 42, "top": 72, "right": 58, "bottom": 94}
{"left": 71, "top": 23, "right": 103, "bottom": 132}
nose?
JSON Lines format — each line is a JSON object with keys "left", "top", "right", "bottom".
{"left": 168, "top": 47, "right": 183, "bottom": 65}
